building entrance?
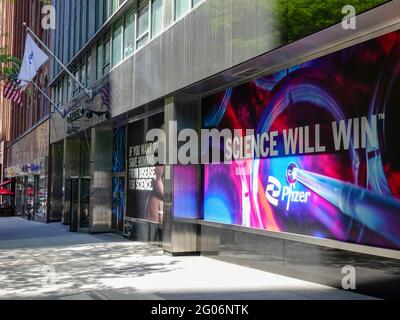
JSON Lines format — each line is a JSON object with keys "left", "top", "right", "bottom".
{"left": 69, "top": 177, "right": 90, "bottom": 232}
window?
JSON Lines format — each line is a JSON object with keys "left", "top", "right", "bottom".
{"left": 67, "top": 76, "right": 73, "bottom": 101}
{"left": 80, "top": 63, "right": 86, "bottom": 88}
{"left": 112, "top": 21, "right": 123, "bottom": 66}
{"left": 151, "top": 0, "right": 163, "bottom": 38}
{"left": 136, "top": 4, "right": 149, "bottom": 49}
{"left": 105, "top": 0, "right": 111, "bottom": 18}
{"left": 87, "top": 53, "right": 93, "bottom": 86}
{"left": 96, "top": 42, "right": 103, "bottom": 79}
{"left": 124, "top": 8, "right": 135, "bottom": 58}
{"left": 58, "top": 80, "right": 63, "bottom": 106}
{"left": 103, "top": 33, "right": 111, "bottom": 74}
{"left": 56, "top": 82, "right": 62, "bottom": 105}
{"left": 111, "top": 0, "right": 118, "bottom": 14}
{"left": 174, "top": 0, "right": 190, "bottom": 20}
{"left": 73, "top": 69, "right": 80, "bottom": 96}
{"left": 192, "top": 0, "right": 202, "bottom": 7}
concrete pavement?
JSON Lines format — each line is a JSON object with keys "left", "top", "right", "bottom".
{"left": 0, "top": 217, "right": 376, "bottom": 300}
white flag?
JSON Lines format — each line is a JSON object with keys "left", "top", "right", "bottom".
{"left": 18, "top": 34, "right": 49, "bottom": 89}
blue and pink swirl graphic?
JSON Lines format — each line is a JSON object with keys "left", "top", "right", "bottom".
{"left": 202, "top": 30, "right": 400, "bottom": 250}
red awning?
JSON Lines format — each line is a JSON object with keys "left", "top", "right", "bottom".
{"left": 0, "top": 179, "right": 13, "bottom": 187}
{"left": 25, "top": 187, "right": 34, "bottom": 196}
{"left": 0, "top": 188, "right": 14, "bottom": 195}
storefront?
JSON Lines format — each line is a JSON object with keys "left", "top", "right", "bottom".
{"left": 46, "top": 0, "right": 400, "bottom": 298}
{"left": 5, "top": 119, "right": 50, "bottom": 223}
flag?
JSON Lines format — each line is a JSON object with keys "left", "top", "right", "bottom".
{"left": 3, "top": 80, "right": 23, "bottom": 105}
{"left": 17, "top": 34, "right": 48, "bottom": 89}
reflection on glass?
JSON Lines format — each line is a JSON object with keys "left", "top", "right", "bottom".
{"left": 70, "top": 178, "right": 79, "bottom": 232}
{"left": 124, "top": 9, "right": 136, "bottom": 58}
{"left": 118, "top": 177, "right": 125, "bottom": 232}
{"left": 175, "top": 0, "right": 190, "bottom": 20}
{"left": 137, "top": 4, "right": 149, "bottom": 49}
{"left": 151, "top": 0, "right": 163, "bottom": 37}
{"left": 112, "top": 21, "right": 123, "bottom": 66}
{"left": 79, "top": 178, "right": 90, "bottom": 229}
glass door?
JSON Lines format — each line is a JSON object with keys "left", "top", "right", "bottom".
{"left": 70, "top": 178, "right": 79, "bottom": 232}
{"left": 79, "top": 178, "right": 90, "bottom": 230}
{"left": 112, "top": 176, "right": 125, "bottom": 233}
{"left": 70, "top": 177, "right": 91, "bottom": 232}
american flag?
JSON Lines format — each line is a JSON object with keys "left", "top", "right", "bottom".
{"left": 100, "top": 84, "right": 111, "bottom": 111}
{"left": 3, "top": 80, "right": 23, "bottom": 105}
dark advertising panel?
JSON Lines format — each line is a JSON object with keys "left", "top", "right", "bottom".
{"left": 202, "top": 30, "right": 400, "bottom": 250}
{"left": 127, "top": 113, "right": 164, "bottom": 224}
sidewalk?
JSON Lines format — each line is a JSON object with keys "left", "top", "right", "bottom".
{"left": 0, "top": 217, "right": 375, "bottom": 300}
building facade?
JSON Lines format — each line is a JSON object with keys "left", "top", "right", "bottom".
{"left": 48, "top": 0, "right": 400, "bottom": 298}
{"left": 3, "top": 0, "right": 52, "bottom": 223}
{"left": 0, "top": 0, "right": 14, "bottom": 183}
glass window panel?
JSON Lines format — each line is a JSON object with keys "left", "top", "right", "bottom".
{"left": 67, "top": 76, "right": 73, "bottom": 100}
{"left": 86, "top": 53, "right": 92, "bottom": 85}
{"left": 112, "top": 21, "right": 123, "bottom": 66}
{"left": 96, "top": 43, "right": 103, "bottom": 79}
{"left": 136, "top": 35, "right": 149, "bottom": 50}
{"left": 151, "top": 0, "right": 163, "bottom": 37}
{"left": 112, "top": 0, "right": 118, "bottom": 14}
{"left": 103, "top": 36, "right": 111, "bottom": 73}
{"left": 73, "top": 69, "right": 79, "bottom": 96}
{"left": 124, "top": 8, "right": 135, "bottom": 58}
{"left": 137, "top": 4, "right": 149, "bottom": 38}
{"left": 104, "top": 0, "right": 111, "bottom": 19}
{"left": 80, "top": 63, "right": 86, "bottom": 87}
{"left": 192, "top": 0, "right": 202, "bottom": 7}
{"left": 175, "top": 0, "right": 190, "bottom": 20}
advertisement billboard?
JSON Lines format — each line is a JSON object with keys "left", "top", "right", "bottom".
{"left": 202, "top": 30, "right": 400, "bottom": 250}
{"left": 127, "top": 113, "right": 165, "bottom": 224}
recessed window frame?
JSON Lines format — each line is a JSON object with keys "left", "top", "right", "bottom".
{"left": 112, "top": 19, "right": 124, "bottom": 67}
{"left": 136, "top": 2, "right": 150, "bottom": 50}
{"left": 103, "top": 31, "right": 112, "bottom": 74}
{"left": 151, "top": 0, "right": 164, "bottom": 38}
{"left": 123, "top": 6, "right": 136, "bottom": 59}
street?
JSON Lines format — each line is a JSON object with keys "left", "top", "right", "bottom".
{"left": 0, "top": 217, "right": 375, "bottom": 300}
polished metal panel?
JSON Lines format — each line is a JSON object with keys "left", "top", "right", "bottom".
{"left": 89, "top": 126, "right": 113, "bottom": 233}
{"left": 163, "top": 95, "right": 202, "bottom": 255}
{"left": 199, "top": 220, "right": 400, "bottom": 260}
{"left": 200, "top": 223, "right": 400, "bottom": 299}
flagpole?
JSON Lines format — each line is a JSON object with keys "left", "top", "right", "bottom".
{"left": 28, "top": 80, "right": 65, "bottom": 118}
{"left": 22, "top": 22, "right": 93, "bottom": 101}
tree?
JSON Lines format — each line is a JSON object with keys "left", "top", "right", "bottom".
{"left": 0, "top": 46, "right": 20, "bottom": 82}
